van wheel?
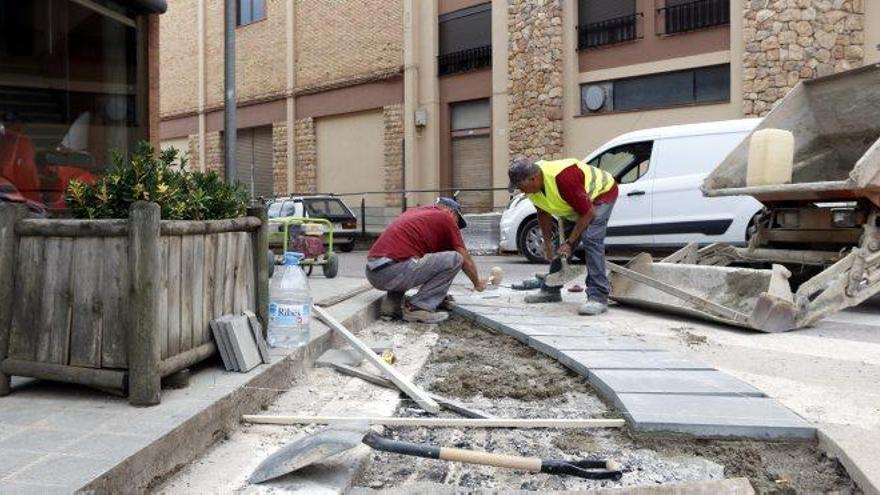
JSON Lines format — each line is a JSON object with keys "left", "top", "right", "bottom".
{"left": 339, "top": 242, "right": 354, "bottom": 253}
{"left": 516, "top": 217, "right": 558, "bottom": 264}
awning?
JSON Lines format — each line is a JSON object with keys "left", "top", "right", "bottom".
{"left": 127, "top": 0, "right": 167, "bottom": 14}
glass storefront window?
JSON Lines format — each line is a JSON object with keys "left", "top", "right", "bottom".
{"left": 0, "top": 0, "right": 142, "bottom": 211}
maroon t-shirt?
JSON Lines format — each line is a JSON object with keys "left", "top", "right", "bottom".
{"left": 368, "top": 206, "right": 466, "bottom": 261}
{"left": 554, "top": 165, "right": 619, "bottom": 216}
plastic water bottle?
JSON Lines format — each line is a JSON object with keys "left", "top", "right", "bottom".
{"left": 268, "top": 252, "right": 311, "bottom": 348}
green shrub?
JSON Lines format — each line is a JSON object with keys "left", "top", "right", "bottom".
{"left": 66, "top": 142, "right": 249, "bottom": 220}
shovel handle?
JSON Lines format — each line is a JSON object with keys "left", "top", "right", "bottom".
{"left": 363, "top": 432, "right": 622, "bottom": 480}
{"left": 364, "top": 432, "right": 541, "bottom": 471}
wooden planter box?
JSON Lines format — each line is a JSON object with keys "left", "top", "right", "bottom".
{"left": 0, "top": 201, "right": 269, "bottom": 405}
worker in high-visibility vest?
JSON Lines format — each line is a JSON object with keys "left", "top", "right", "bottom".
{"left": 508, "top": 157, "right": 619, "bottom": 315}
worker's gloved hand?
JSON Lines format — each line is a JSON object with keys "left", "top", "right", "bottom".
{"left": 474, "top": 279, "right": 488, "bottom": 292}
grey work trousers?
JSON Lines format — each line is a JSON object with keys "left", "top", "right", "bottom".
{"left": 365, "top": 251, "right": 464, "bottom": 311}
{"left": 578, "top": 201, "right": 615, "bottom": 304}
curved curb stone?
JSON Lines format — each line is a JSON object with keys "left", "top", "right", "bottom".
{"left": 451, "top": 302, "right": 816, "bottom": 441}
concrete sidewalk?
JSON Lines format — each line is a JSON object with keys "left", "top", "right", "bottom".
{"left": 0, "top": 271, "right": 382, "bottom": 493}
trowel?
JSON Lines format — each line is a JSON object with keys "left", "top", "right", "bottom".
{"left": 250, "top": 425, "right": 622, "bottom": 484}
{"left": 543, "top": 220, "right": 584, "bottom": 287}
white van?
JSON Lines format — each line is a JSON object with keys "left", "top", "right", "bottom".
{"left": 499, "top": 119, "right": 765, "bottom": 262}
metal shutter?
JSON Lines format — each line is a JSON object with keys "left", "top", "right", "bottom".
{"left": 252, "top": 126, "right": 274, "bottom": 198}
{"left": 235, "top": 126, "right": 274, "bottom": 199}
{"left": 451, "top": 135, "right": 492, "bottom": 213}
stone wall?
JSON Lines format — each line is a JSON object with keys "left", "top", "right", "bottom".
{"left": 187, "top": 134, "right": 199, "bottom": 169}
{"left": 204, "top": 131, "right": 224, "bottom": 175}
{"left": 383, "top": 104, "right": 404, "bottom": 207}
{"left": 294, "top": 118, "right": 317, "bottom": 193}
{"left": 743, "top": 0, "right": 865, "bottom": 116}
{"left": 272, "top": 122, "right": 288, "bottom": 196}
{"left": 507, "top": 0, "right": 564, "bottom": 160}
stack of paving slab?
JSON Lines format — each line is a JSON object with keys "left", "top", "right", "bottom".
{"left": 210, "top": 313, "right": 271, "bottom": 372}
{"left": 451, "top": 300, "right": 816, "bottom": 440}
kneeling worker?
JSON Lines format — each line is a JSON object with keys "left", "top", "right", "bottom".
{"left": 507, "top": 157, "right": 618, "bottom": 315}
{"left": 365, "top": 197, "right": 486, "bottom": 323}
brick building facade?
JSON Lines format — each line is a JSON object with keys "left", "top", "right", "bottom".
{"left": 160, "top": 1, "right": 880, "bottom": 217}
{"left": 159, "top": 0, "right": 404, "bottom": 229}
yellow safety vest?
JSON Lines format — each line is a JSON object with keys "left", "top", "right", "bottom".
{"left": 527, "top": 158, "right": 615, "bottom": 221}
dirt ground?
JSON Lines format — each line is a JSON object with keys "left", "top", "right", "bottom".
{"left": 356, "top": 317, "right": 858, "bottom": 494}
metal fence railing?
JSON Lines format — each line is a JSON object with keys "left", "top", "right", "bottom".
{"left": 659, "top": 0, "right": 730, "bottom": 35}
{"left": 577, "top": 13, "right": 643, "bottom": 50}
{"left": 261, "top": 186, "right": 514, "bottom": 236}
{"left": 438, "top": 45, "right": 493, "bottom": 76}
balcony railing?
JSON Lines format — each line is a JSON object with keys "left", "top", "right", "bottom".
{"left": 659, "top": 0, "right": 730, "bottom": 35}
{"left": 577, "top": 13, "right": 643, "bottom": 50}
{"left": 438, "top": 45, "right": 492, "bottom": 76}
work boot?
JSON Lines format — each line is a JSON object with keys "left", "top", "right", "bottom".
{"left": 380, "top": 292, "right": 404, "bottom": 319}
{"left": 403, "top": 305, "right": 449, "bottom": 324}
{"left": 524, "top": 288, "right": 562, "bottom": 304}
{"left": 578, "top": 300, "right": 608, "bottom": 315}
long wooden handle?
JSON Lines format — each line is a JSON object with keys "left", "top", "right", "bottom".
{"left": 440, "top": 447, "right": 542, "bottom": 471}
{"left": 242, "top": 415, "right": 626, "bottom": 429}
{"left": 364, "top": 432, "right": 541, "bottom": 471}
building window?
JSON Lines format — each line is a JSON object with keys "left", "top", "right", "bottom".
{"left": 0, "top": 0, "right": 143, "bottom": 209}
{"left": 659, "top": 0, "right": 730, "bottom": 35}
{"left": 580, "top": 64, "right": 730, "bottom": 114}
{"left": 577, "top": 0, "right": 642, "bottom": 50}
{"left": 237, "top": 0, "right": 265, "bottom": 26}
{"left": 451, "top": 99, "right": 491, "bottom": 131}
{"left": 438, "top": 3, "right": 491, "bottom": 76}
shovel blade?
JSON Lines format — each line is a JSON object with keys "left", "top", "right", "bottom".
{"left": 249, "top": 426, "right": 367, "bottom": 484}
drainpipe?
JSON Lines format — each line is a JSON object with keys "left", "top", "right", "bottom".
{"left": 224, "top": 0, "right": 236, "bottom": 183}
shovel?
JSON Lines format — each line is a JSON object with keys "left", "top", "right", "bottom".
{"left": 250, "top": 425, "right": 623, "bottom": 484}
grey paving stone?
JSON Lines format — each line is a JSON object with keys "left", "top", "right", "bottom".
{"left": 558, "top": 350, "right": 713, "bottom": 375}
{"left": 0, "top": 450, "right": 44, "bottom": 478}
{"left": 38, "top": 409, "right": 115, "bottom": 431}
{"left": 9, "top": 453, "right": 109, "bottom": 488}
{"left": 0, "top": 428, "right": 88, "bottom": 454}
{"left": 0, "top": 403, "right": 62, "bottom": 426}
{"left": 529, "top": 335, "right": 659, "bottom": 359}
{"left": 589, "top": 369, "right": 765, "bottom": 401}
{"left": 0, "top": 482, "right": 72, "bottom": 495}
{"left": 0, "top": 423, "right": 23, "bottom": 441}
{"left": 501, "top": 324, "right": 608, "bottom": 344}
{"left": 60, "top": 432, "right": 148, "bottom": 462}
{"left": 617, "top": 393, "right": 816, "bottom": 440}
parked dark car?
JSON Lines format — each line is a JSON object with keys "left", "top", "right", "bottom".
{"left": 266, "top": 195, "right": 358, "bottom": 252}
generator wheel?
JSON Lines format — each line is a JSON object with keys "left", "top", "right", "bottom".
{"left": 267, "top": 249, "right": 276, "bottom": 279}
{"left": 323, "top": 254, "right": 339, "bottom": 278}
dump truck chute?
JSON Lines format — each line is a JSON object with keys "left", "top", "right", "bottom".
{"left": 610, "top": 65, "right": 880, "bottom": 332}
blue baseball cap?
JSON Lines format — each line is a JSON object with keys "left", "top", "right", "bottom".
{"left": 435, "top": 197, "right": 467, "bottom": 229}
